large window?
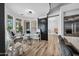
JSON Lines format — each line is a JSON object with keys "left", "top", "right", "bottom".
{"left": 7, "top": 15, "right": 13, "bottom": 31}
{"left": 16, "top": 19, "right": 22, "bottom": 33}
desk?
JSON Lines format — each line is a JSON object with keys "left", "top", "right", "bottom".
{"left": 65, "top": 36, "right": 79, "bottom": 52}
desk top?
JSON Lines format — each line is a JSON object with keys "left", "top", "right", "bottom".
{"left": 65, "top": 36, "right": 79, "bottom": 52}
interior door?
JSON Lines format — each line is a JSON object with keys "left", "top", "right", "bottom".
{"left": 38, "top": 18, "right": 48, "bottom": 41}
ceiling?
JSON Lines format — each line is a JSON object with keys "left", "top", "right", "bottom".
{"left": 5, "top": 3, "right": 69, "bottom": 18}
{"left": 5, "top": 3, "right": 49, "bottom": 18}
{"left": 48, "top": 3, "right": 69, "bottom": 15}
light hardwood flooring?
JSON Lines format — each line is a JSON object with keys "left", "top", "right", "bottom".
{"left": 8, "top": 34, "right": 78, "bottom": 56}
{"left": 21, "top": 35, "right": 62, "bottom": 56}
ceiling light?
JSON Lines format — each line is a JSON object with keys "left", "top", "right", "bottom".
{"left": 25, "top": 9, "right": 34, "bottom": 14}
{"left": 29, "top": 10, "right": 32, "bottom": 14}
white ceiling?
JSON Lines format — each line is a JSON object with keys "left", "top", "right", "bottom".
{"left": 5, "top": 3, "right": 50, "bottom": 18}
{"left": 48, "top": 3, "right": 69, "bottom": 15}
{"left": 5, "top": 3, "right": 69, "bottom": 18}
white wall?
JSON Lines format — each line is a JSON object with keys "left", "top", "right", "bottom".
{"left": 48, "top": 16, "right": 59, "bottom": 34}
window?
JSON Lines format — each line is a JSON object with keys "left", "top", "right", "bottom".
{"left": 7, "top": 15, "right": 13, "bottom": 31}
{"left": 16, "top": 19, "right": 22, "bottom": 33}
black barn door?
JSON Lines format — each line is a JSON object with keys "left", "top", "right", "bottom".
{"left": 38, "top": 18, "right": 48, "bottom": 41}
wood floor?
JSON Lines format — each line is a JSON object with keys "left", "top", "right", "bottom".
{"left": 48, "top": 34, "right": 62, "bottom": 56}
{"left": 15, "top": 35, "right": 63, "bottom": 56}
{"left": 8, "top": 34, "right": 79, "bottom": 56}
{"left": 22, "top": 40, "right": 48, "bottom": 56}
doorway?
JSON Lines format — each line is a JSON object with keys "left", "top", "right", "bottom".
{"left": 38, "top": 18, "right": 48, "bottom": 41}
{"left": 24, "top": 21, "right": 30, "bottom": 34}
